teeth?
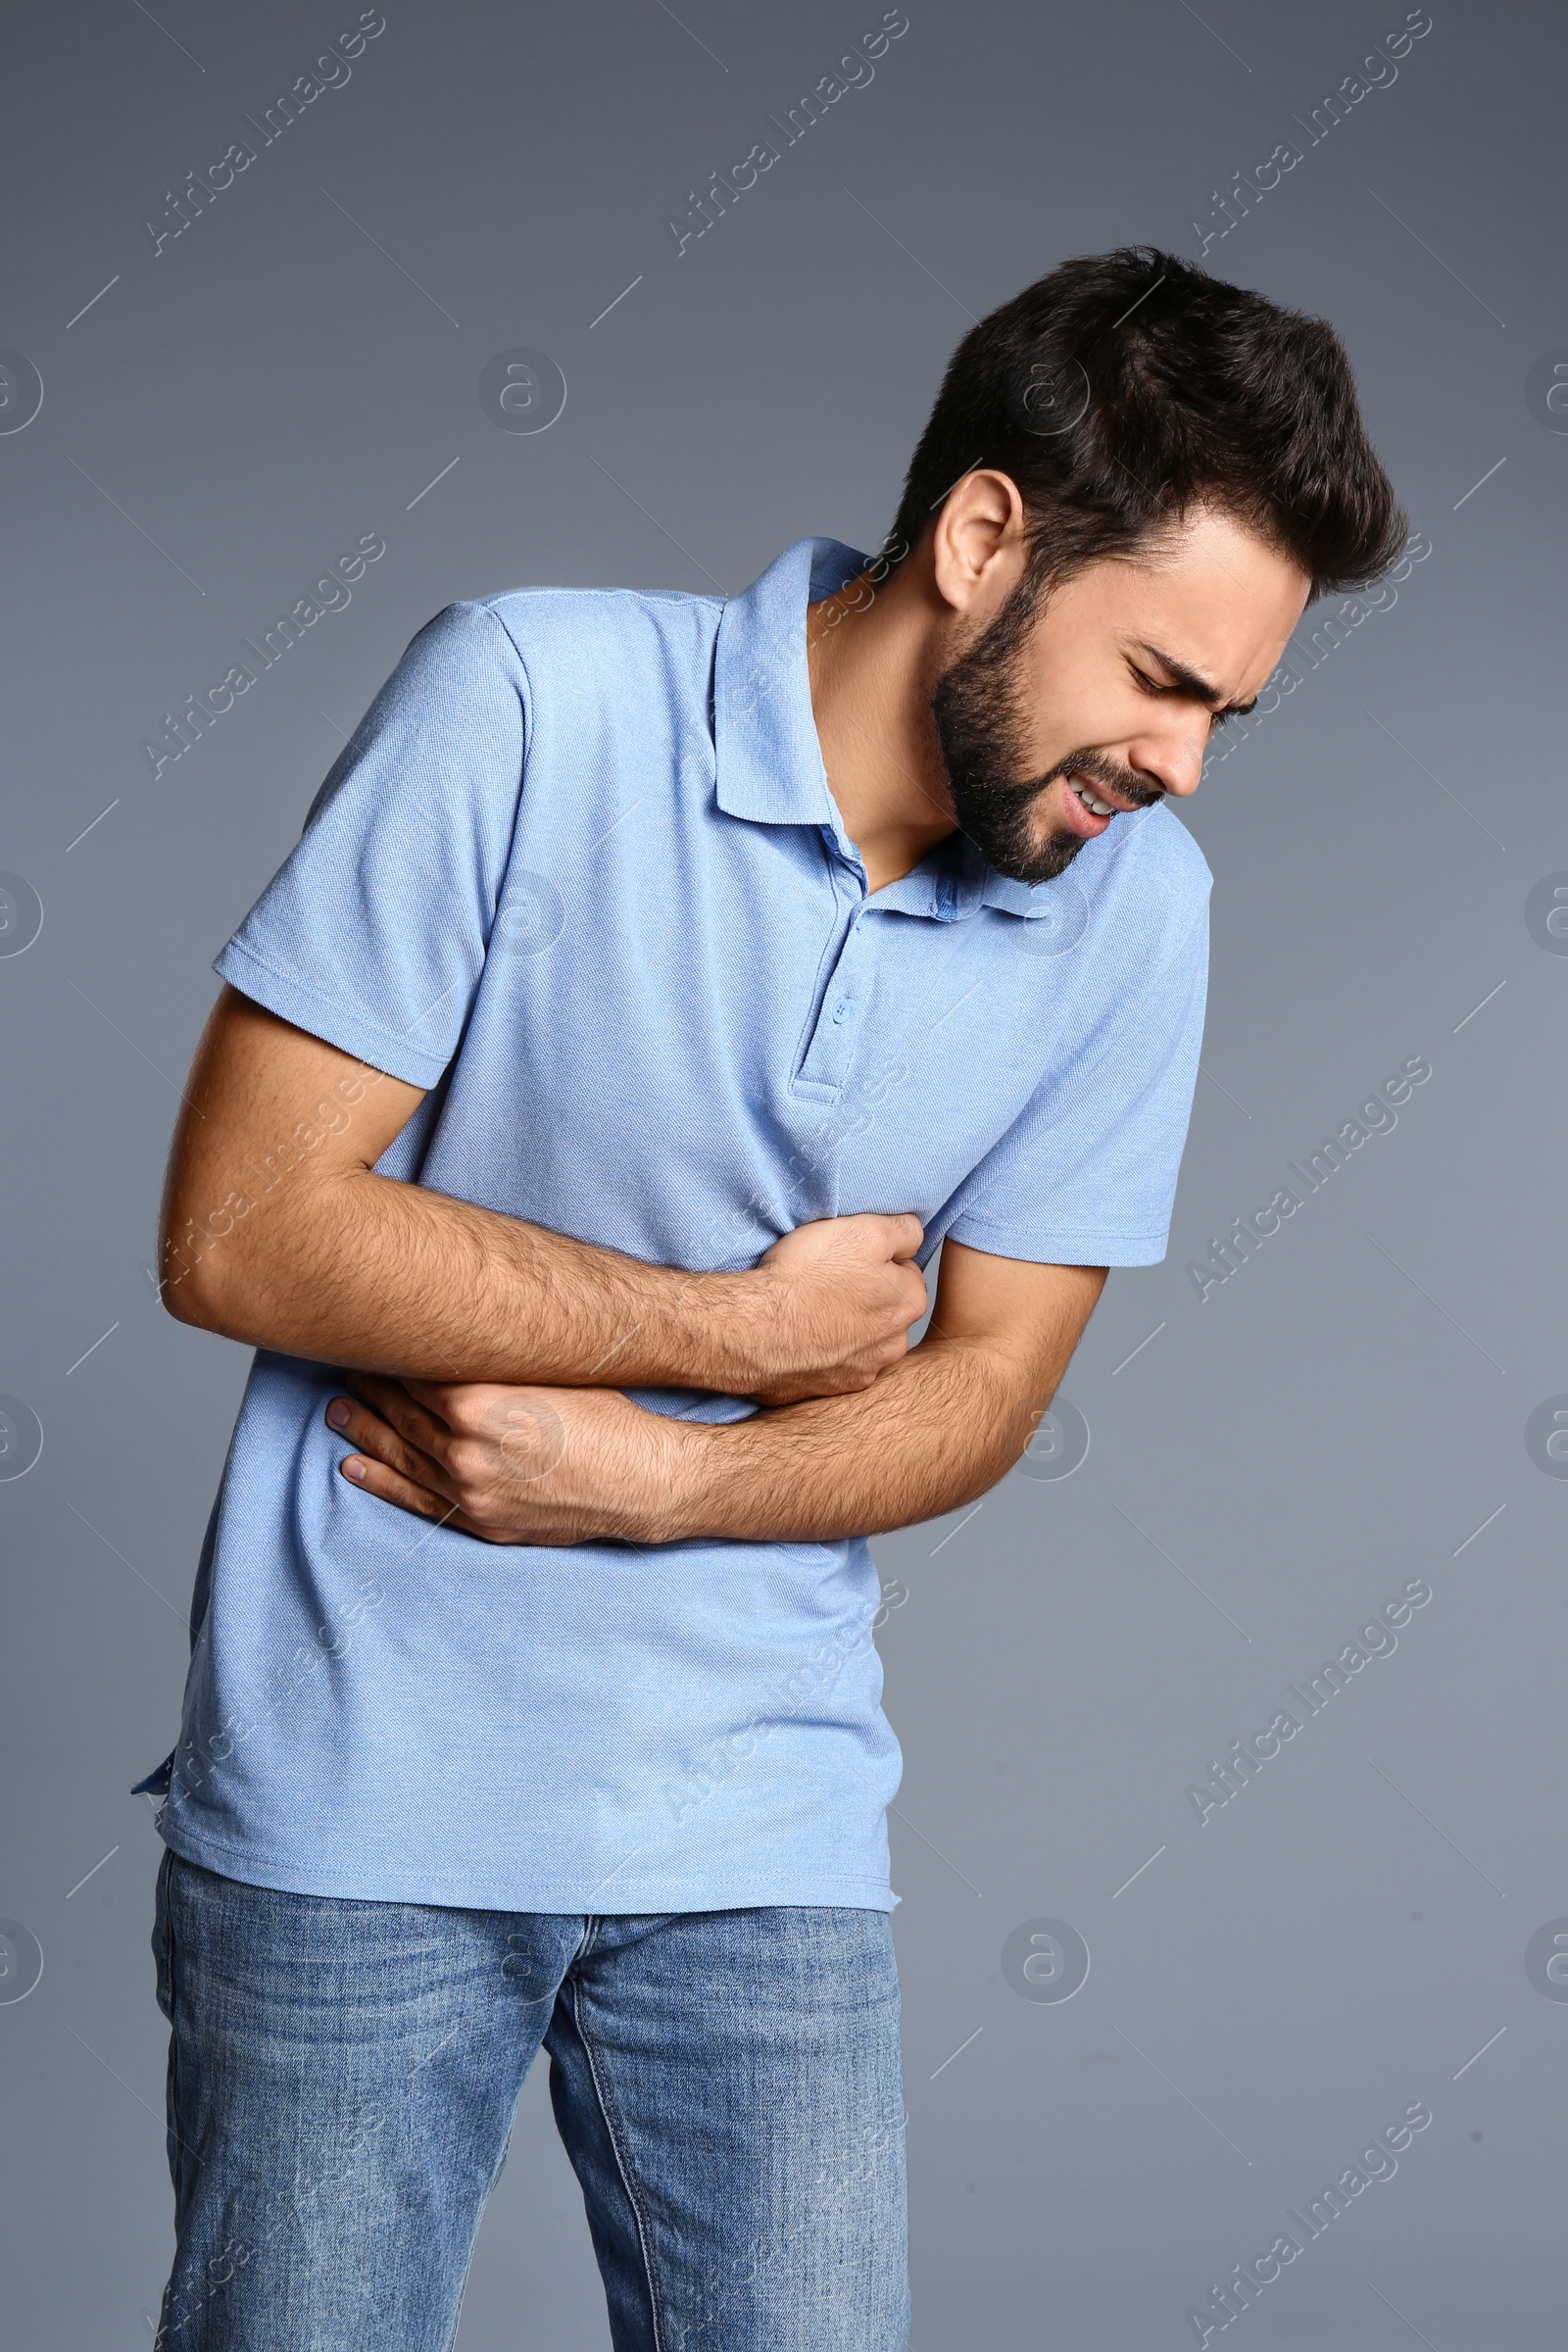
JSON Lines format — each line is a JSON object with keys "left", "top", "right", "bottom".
{"left": 1071, "top": 779, "right": 1116, "bottom": 817}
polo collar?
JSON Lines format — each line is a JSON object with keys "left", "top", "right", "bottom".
{"left": 711, "top": 534, "right": 1098, "bottom": 924}
{"left": 713, "top": 535, "right": 860, "bottom": 828}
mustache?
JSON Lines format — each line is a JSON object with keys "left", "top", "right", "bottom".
{"left": 1040, "top": 749, "right": 1165, "bottom": 812}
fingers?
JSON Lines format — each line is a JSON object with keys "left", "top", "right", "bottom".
{"left": 334, "top": 1446, "right": 485, "bottom": 1539}
{"left": 327, "top": 1390, "right": 450, "bottom": 1496}
{"left": 326, "top": 1384, "right": 577, "bottom": 1543}
{"left": 344, "top": 1372, "right": 454, "bottom": 1461}
{"left": 400, "top": 1376, "right": 466, "bottom": 1421}
{"left": 830, "top": 1210, "right": 925, "bottom": 1262}
{"left": 400, "top": 1378, "right": 547, "bottom": 1435}
{"left": 779, "top": 1211, "right": 925, "bottom": 1256}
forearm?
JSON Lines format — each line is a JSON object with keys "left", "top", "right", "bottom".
{"left": 166, "top": 1161, "right": 751, "bottom": 1390}
{"left": 162, "top": 991, "right": 927, "bottom": 1400}
{"left": 321, "top": 1253, "right": 1104, "bottom": 1544}
{"left": 662, "top": 1333, "right": 1041, "bottom": 1544}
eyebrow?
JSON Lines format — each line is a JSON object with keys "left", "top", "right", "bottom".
{"left": 1129, "top": 640, "right": 1258, "bottom": 718}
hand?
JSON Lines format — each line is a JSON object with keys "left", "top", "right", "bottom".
{"left": 729, "top": 1212, "right": 929, "bottom": 1404}
{"left": 324, "top": 1373, "right": 694, "bottom": 1545}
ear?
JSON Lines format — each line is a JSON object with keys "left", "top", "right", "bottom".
{"left": 929, "top": 469, "right": 1027, "bottom": 618}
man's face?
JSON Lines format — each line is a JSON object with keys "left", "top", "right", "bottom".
{"left": 932, "top": 505, "right": 1312, "bottom": 884}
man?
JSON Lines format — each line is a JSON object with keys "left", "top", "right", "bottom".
{"left": 138, "top": 246, "right": 1403, "bottom": 2349}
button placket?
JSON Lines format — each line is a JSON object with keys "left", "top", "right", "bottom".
{"left": 795, "top": 906, "right": 876, "bottom": 1093}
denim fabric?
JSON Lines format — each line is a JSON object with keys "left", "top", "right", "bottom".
{"left": 151, "top": 1851, "right": 910, "bottom": 2352}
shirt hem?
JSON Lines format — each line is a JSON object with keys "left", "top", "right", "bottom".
{"left": 214, "top": 939, "right": 453, "bottom": 1090}
{"left": 946, "top": 1214, "right": 1170, "bottom": 1267}
{"left": 157, "top": 1815, "right": 899, "bottom": 1915}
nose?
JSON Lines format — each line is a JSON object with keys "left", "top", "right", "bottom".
{"left": 1126, "top": 719, "right": 1209, "bottom": 801}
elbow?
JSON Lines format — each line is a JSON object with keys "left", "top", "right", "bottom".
{"left": 158, "top": 1256, "right": 222, "bottom": 1331}
{"left": 158, "top": 1243, "right": 235, "bottom": 1335}
{"left": 157, "top": 1189, "right": 258, "bottom": 1334}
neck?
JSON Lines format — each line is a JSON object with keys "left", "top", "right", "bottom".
{"left": 806, "top": 552, "right": 961, "bottom": 893}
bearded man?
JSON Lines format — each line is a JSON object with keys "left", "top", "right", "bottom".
{"left": 140, "top": 245, "right": 1404, "bottom": 2351}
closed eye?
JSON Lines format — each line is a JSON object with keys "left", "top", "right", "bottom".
{"left": 1132, "top": 665, "right": 1234, "bottom": 731}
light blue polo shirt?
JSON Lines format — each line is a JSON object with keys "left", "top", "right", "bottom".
{"left": 139, "top": 536, "right": 1210, "bottom": 1914}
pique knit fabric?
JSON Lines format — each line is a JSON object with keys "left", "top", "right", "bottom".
{"left": 135, "top": 535, "right": 1210, "bottom": 1912}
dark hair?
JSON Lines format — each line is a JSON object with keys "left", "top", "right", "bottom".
{"left": 887, "top": 246, "right": 1406, "bottom": 608}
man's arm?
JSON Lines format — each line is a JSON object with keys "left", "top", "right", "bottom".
{"left": 159, "top": 987, "right": 928, "bottom": 1403}
{"left": 323, "top": 1240, "right": 1108, "bottom": 1544}
{"left": 665, "top": 1242, "right": 1106, "bottom": 1540}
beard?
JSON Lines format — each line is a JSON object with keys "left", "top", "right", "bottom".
{"left": 931, "top": 571, "right": 1164, "bottom": 885}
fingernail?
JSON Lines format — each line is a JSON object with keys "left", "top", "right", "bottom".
{"left": 342, "top": 1457, "right": 367, "bottom": 1482}
{"left": 326, "top": 1400, "right": 350, "bottom": 1428}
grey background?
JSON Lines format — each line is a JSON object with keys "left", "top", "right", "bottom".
{"left": 0, "top": 1, "right": 1561, "bottom": 2344}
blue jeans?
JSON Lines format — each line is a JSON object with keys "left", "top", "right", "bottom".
{"left": 150, "top": 1852, "right": 909, "bottom": 2350}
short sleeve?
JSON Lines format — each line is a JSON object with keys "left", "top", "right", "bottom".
{"left": 214, "top": 601, "right": 528, "bottom": 1088}
{"left": 943, "top": 894, "right": 1209, "bottom": 1267}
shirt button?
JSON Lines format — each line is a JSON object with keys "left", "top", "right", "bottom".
{"left": 832, "top": 997, "right": 850, "bottom": 1022}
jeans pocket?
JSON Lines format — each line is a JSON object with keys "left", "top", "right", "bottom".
{"left": 151, "top": 1845, "right": 174, "bottom": 2023}
{"left": 151, "top": 1847, "right": 190, "bottom": 2202}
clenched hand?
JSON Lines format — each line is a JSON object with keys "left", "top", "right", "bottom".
{"left": 732, "top": 1211, "right": 928, "bottom": 1401}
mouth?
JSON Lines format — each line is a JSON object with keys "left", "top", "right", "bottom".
{"left": 1057, "top": 770, "right": 1133, "bottom": 837}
